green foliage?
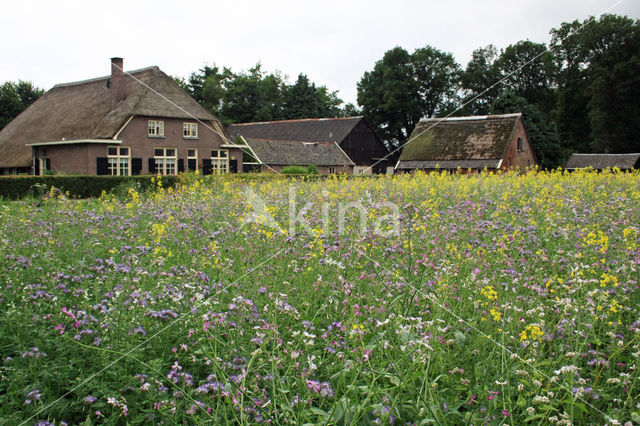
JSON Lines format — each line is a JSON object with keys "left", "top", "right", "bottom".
{"left": 358, "top": 45, "right": 462, "bottom": 149}
{"left": 493, "top": 41, "right": 558, "bottom": 111}
{"left": 0, "top": 175, "right": 180, "bottom": 200}
{"left": 306, "top": 164, "right": 318, "bottom": 174}
{"left": 0, "top": 80, "right": 44, "bottom": 130}
{"left": 281, "top": 165, "right": 309, "bottom": 175}
{"left": 550, "top": 14, "right": 640, "bottom": 153}
{"left": 491, "top": 91, "right": 563, "bottom": 169}
{"left": 184, "top": 64, "right": 349, "bottom": 124}
{"left": 460, "top": 45, "right": 501, "bottom": 115}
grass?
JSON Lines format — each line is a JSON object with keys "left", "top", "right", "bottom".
{"left": 0, "top": 169, "right": 639, "bottom": 424}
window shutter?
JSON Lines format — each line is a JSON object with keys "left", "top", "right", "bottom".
{"left": 131, "top": 158, "right": 142, "bottom": 175}
{"left": 35, "top": 159, "right": 40, "bottom": 176}
{"left": 202, "top": 159, "right": 212, "bottom": 175}
{"left": 148, "top": 158, "right": 156, "bottom": 174}
{"left": 229, "top": 159, "right": 238, "bottom": 173}
{"left": 178, "top": 159, "right": 184, "bottom": 173}
{"left": 187, "top": 159, "right": 197, "bottom": 171}
{"left": 96, "top": 157, "right": 109, "bottom": 175}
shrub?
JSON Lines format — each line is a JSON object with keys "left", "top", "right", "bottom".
{"left": 0, "top": 175, "right": 180, "bottom": 200}
{"left": 281, "top": 166, "right": 309, "bottom": 175}
{"left": 307, "top": 164, "right": 319, "bottom": 174}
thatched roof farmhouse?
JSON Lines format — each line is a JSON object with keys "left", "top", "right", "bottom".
{"left": 396, "top": 113, "right": 537, "bottom": 172}
{"left": 0, "top": 58, "right": 241, "bottom": 175}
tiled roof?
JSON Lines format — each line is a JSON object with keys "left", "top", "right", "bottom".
{"left": 565, "top": 153, "right": 640, "bottom": 170}
{"left": 244, "top": 138, "right": 354, "bottom": 166}
{"left": 398, "top": 113, "right": 522, "bottom": 167}
{"left": 0, "top": 66, "right": 221, "bottom": 168}
{"left": 228, "top": 117, "right": 364, "bottom": 144}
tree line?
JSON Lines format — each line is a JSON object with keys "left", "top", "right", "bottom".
{"left": 1, "top": 14, "right": 637, "bottom": 169}
{"left": 358, "top": 14, "right": 639, "bottom": 167}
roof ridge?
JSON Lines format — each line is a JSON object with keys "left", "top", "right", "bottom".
{"left": 231, "top": 116, "right": 363, "bottom": 126}
{"left": 420, "top": 113, "right": 522, "bottom": 122}
{"left": 246, "top": 137, "right": 332, "bottom": 144}
{"left": 53, "top": 66, "right": 160, "bottom": 88}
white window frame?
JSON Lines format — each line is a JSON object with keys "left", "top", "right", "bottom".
{"left": 148, "top": 120, "right": 165, "bottom": 137}
{"left": 154, "top": 147, "right": 177, "bottom": 175}
{"left": 328, "top": 167, "right": 336, "bottom": 174}
{"left": 210, "top": 149, "right": 229, "bottom": 174}
{"left": 107, "top": 146, "right": 131, "bottom": 176}
{"left": 183, "top": 122, "right": 198, "bottom": 139}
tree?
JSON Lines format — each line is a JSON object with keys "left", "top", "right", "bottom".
{"left": 357, "top": 45, "right": 461, "bottom": 149}
{"left": 492, "top": 91, "right": 563, "bottom": 169}
{"left": 411, "top": 46, "right": 462, "bottom": 118}
{"left": 550, "top": 14, "right": 640, "bottom": 153}
{"left": 357, "top": 47, "right": 421, "bottom": 149}
{"left": 493, "top": 40, "right": 557, "bottom": 112}
{"left": 0, "top": 80, "right": 44, "bottom": 130}
{"left": 185, "top": 64, "right": 349, "bottom": 124}
{"left": 284, "top": 74, "right": 321, "bottom": 119}
{"left": 461, "top": 45, "right": 501, "bottom": 115}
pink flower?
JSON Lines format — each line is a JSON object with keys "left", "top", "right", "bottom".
{"left": 54, "top": 324, "right": 65, "bottom": 334}
{"left": 502, "top": 409, "right": 510, "bottom": 417}
{"left": 61, "top": 306, "right": 76, "bottom": 319}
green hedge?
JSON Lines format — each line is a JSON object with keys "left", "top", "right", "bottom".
{"left": 0, "top": 173, "right": 384, "bottom": 200}
{"left": 0, "top": 175, "right": 180, "bottom": 200}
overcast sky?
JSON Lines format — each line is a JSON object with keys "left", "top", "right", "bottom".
{"left": 1, "top": 0, "right": 638, "bottom": 106}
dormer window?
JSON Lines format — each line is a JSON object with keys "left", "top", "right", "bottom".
{"left": 517, "top": 137, "right": 524, "bottom": 152}
{"left": 183, "top": 122, "right": 198, "bottom": 138}
{"left": 148, "top": 120, "right": 164, "bottom": 137}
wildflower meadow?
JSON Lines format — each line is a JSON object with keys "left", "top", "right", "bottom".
{"left": 1, "top": 170, "right": 639, "bottom": 425}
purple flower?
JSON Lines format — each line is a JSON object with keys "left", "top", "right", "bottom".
{"left": 84, "top": 395, "right": 97, "bottom": 403}
{"left": 129, "top": 324, "right": 147, "bottom": 336}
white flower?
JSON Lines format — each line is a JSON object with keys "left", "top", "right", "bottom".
{"left": 554, "top": 365, "right": 580, "bottom": 375}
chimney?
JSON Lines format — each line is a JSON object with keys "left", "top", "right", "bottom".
{"left": 110, "top": 57, "right": 124, "bottom": 108}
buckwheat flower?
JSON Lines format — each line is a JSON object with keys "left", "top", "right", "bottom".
{"left": 554, "top": 365, "right": 580, "bottom": 375}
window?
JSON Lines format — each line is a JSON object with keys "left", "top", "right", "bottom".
{"left": 210, "top": 149, "right": 229, "bottom": 174}
{"left": 517, "top": 137, "right": 524, "bottom": 152}
{"left": 38, "top": 157, "right": 49, "bottom": 176}
{"left": 183, "top": 122, "right": 198, "bottom": 138}
{"left": 107, "top": 146, "right": 131, "bottom": 176}
{"left": 187, "top": 148, "right": 198, "bottom": 171}
{"left": 148, "top": 120, "right": 165, "bottom": 137}
{"left": 154, "top": 148, "right": 177, "bottom": 175}
{"left": 328, "top": 167, "right": 336, "bottom": 174}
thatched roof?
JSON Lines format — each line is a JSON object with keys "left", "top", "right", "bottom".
{"left": 228, "top": 117, "right": 364, "bottom": 144}
{"left": 244, "top": 138, "right": 354, "bottom": 166}
{"left": 565, "top": 153, "right": 640, "bottom": 170}
{"left": 0, "top": 66, "right": 219, "bottom": 168}
{"left": 397, "top": 113, "right": 522, "bottom": 169}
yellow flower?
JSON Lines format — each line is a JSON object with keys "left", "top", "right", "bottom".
{"left": 490, "top": 308, "right": 501, "bottom": 322}
{"left": 520, "top": 324, "right": 544, "bottom": 342}
{"left": 481, "top": 285, "right": 498, "bottom": 301}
